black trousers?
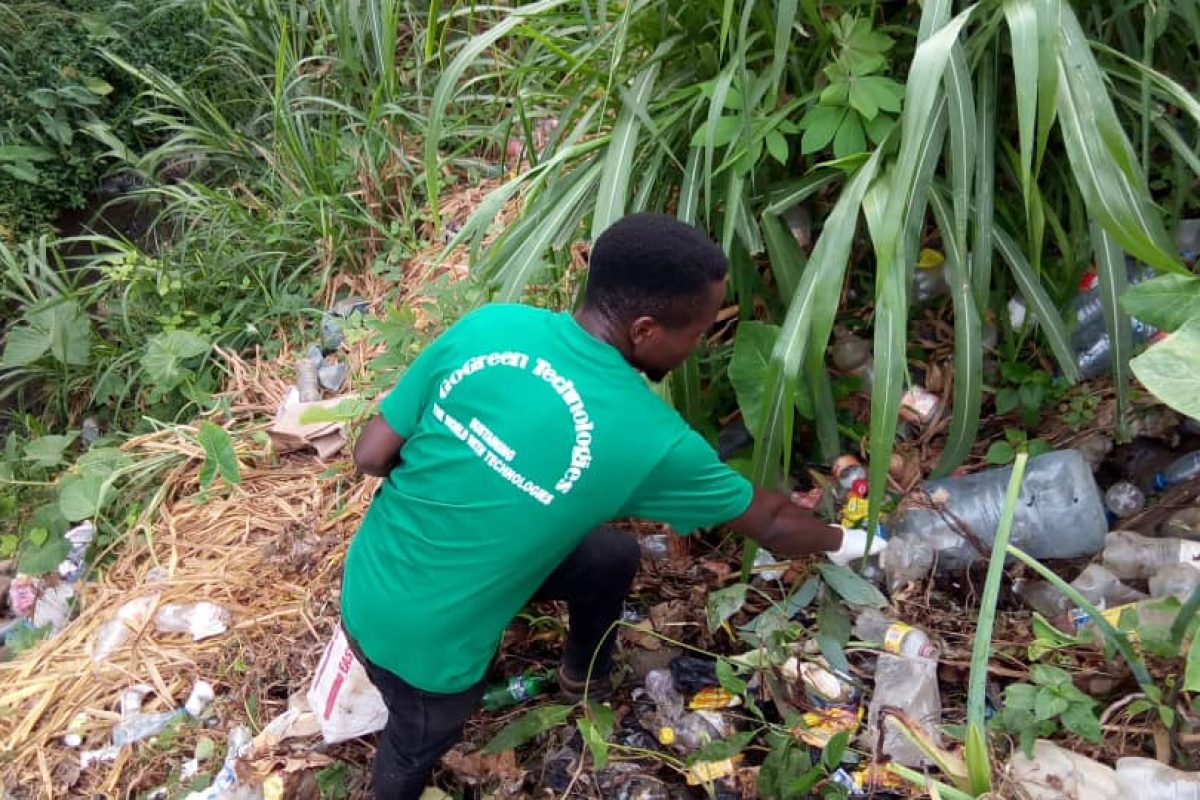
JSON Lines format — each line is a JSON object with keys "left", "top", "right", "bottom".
{"left": 357, "top": 526, "right": 640, "bottom": 800}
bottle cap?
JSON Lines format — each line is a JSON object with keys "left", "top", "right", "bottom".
{"left": 1154, "top": 473, "right": 1168, "bottom": 492}
{"left": 851, "top": 479, "right": 869, "bottom": 497}
{"left": 658, "top": 726, "right": 676, "bottom": 746}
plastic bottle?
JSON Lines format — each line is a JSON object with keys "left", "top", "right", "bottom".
{"left": 295, "top": 357, "right": 321, "bottom": 403}
{"left": 830, "top": 329, "right": 873, "bottom": 393}
{"left": 1070, "top": 564, "right": 1147, "bottom": 607}
{"left": 154, "top": 602, "right": 231, "bottom": 641}
{"left": 1115, "top": 757, "right": 1200, "bottom": 799}
{"left": 888, "top": 450, "right": 1107, "bottom": 571}
{"left": 1149, "top": 563, "right": 1200, "bottom": 601}
{"left": 1177, "top": 218, "right": 1200, "bottom": 265}
{"left": 865, "top": 653, "right": 941, "bottom": 767}
{"left": 482, "top": 670, "right": 554, "bottom": 711}
{"left": 1161, "top": 507, "right": 1200, "bottom": 542}
{"left": 1075, "top": 318, "right": 1160, "bottom": 380}
{"left": 1071, "top": 261, "right": 1158, "bottom": 339}
{"left": 880, "top": 536, "right": 936, "bottom": 593}
{"left": 1105, "top": 482, "right": 1146, "bottom": 519}
{"left": 853, "top": 609, "right": 938, "bottom": 659}
{"left": 1154, "top": 451, "right": 1200, "bottom": 491}
{"left": 1102, "top": 530, "right": 1200, "bottom": 580}
{"left": 911, "top": 248, "right": 949, "bottom": 305}
{"left": 1015, "top": 579, "right": 1070, "bottom": 622}
{"left": 831, "top": 455, "right": 868, "bottom": 494}
{"left": 643, "top": 669, "right": 729, "bottom": 753}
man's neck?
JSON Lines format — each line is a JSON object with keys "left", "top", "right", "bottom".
{"left": 573, "top": 307, "right": 631, "bottom": 359}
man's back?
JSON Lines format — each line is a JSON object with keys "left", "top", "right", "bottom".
{"left": 342, "top": 303, "right": 751, "bottom": 693}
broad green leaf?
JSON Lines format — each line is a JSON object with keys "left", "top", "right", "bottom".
{"left": 1, "top": 162, "right": 39, "bottom": 183}
{"left": 1054, "top": 3, "right": 1179, "bottom": 273}
{"left": 816, "top": 562, "right": 887, "bottom": 608}
{"left": 18, "top": 528, "right": 70, "bottom": 575}
{"left": 298, "top": 398, "right": 369, "bottom": 424}
{"left": 482, "top": 704, "right": 573, "bottom": 753}
{"left": 1092, "top": 224, "right": 1132, "bottom": 439}
{"left": 728, "top": 322, "right": 780, "bottom": 439}
{"left": 706, "top": 583, "right": 748, "bottom": 633}
{"left": 28, "top": 301, "right": 91, "bottom": 366}
{"left": 687, "top": 730, "right": 755, "bottom": 765}
{"left": 965, "top": 722, "right": 992, "bottom": 795}
{"left": 715, "top": 659, "right": 748, "bottom": 695}
{"left": 815, "top": 595, "right": 851, "bottom": 674}
{"left": 577, "top": 716, "right": 609, "bottom": 770}
{"left": 58, "top": 472, "right": 108, "bottom": 521}
{"left": 800, "top": 106, "right": 844, "bottom": 154}
{"left": 82, "top": 76, "right": 114, "bottom": 95}
{"left": 932, "top": 190, "right": 982, "bottom": 476}
{"left": 0, "top": 145, "right": 54, "bottom": 163}
{"left": 943, "top": 43, "right": 976, "bottom": 247}
{"left": 592, "top": 63, "right": 660, "bottom": 238}
{"left": 761, "top": 214, "right": 806, "bottom": 300}
{"left": 822, "top": 730, "right": 850, "bottom": 771}
{"left": 142, "top": 330, "right": 211, "bottom": 390}
{"left": 24, "top": 434, "right": 76, "bottom": 469}
{"left": 198, "top": 421, "right": 241, "bottom": 489}
{"left": 76, "top": 447, "right": 133, "bottom": 474}
{"left": 1004, "top": 683, "right": 1039, "bottom": 712}
{"left": 1121, "top": 274, "right": 1200, "bottom": 332}
{"left": 1060, "top": 703, "right": 1102, "bottom": 741}
{"left": 1130, "top": 317, "right": 1200, "bottom": 419}
{"left": 1033, "top": 689, "right": 1069, "bottom": 721}
{"left": 1186, "top": 633, "right": 1200, "bottom": 692}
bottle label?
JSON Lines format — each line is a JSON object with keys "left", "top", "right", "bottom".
{"left": 883, "top": 623, "right": 912, "bottom": 655}
{"left": 509, "top": 676, "right": 531, "bottom": 702}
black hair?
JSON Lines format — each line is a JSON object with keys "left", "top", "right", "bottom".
{"left": 583, "top": 212, "right": 728, "bottom": 327}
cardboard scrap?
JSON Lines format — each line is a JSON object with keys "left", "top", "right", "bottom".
{"left": 268, "top": 393, "right": 358, "bottom": 460}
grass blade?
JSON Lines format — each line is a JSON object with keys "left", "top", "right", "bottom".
{"left": 1092, "top": 223, "right": 1132, "bottom": 440}
{"left": 931, "top": 190, "right": 982, "bottom": 476}
{"left": 677, "top": 146, "right": 703, "bottom": 226}
{"left": 1033, "top": 0, "right": 1061, "bottom": 172}
{"left": 965, "top": 451, "right": 1028, "bottom": 795}
{"left": 1003, "top": 0, "right": 1037, "bottom": 209}
{"left": 943, "top": 42, "right": 976, "bottom": 247}
{"left": 591, "top": 62, "right": 660, "bottom": 238}
{"left": 994, "top": 225, "right": 1081, "bottom": 382}
{"left": 971, "top": 44, "right": 998, "bottom": 313}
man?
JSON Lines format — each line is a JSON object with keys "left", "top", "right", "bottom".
{"left": 342, "top": 213, "right": 885, "bottom": 799}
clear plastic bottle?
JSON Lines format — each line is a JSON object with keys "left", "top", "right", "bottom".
{"left": 1154, "top": 451, "right": 1200, "bottom": 491}
{"left": 1115, "top": 757, "right": 1200, "bottom": 799}
{"left": 1071, "top": 261, "right": 1158, "bottom": 337}
{"left": 296, "top": 357, "right": 321, "bottom": 403}
{"left": 1015, "top": 579, "right": 1070, "bottom": 622}
{"left": 1102, "top": 530, "right": 1200, "bottom": 580}
{"left": 888, "top": 450, "right": 1107, "bottom": 571}
{"left": 1161, "top": 507, "right": 1200, "bottom": 542}
{"left": 853, "top": 609, "right": 938, "bottom": 659}
{"left": 1149, "top": 563, "right": 1200, "bottom": 601}
{"left": 911, "top": 249, "right": 949, "bottom": 305}
{"left": 1105, "top": 482, "right": 1146, "bottom": 518}
{"left": 1075, "top": 318, "right": 1160, "bottom": 379}
{"left": 830, "top": 329, "right": 873, "bottom": 393}
{"left": 865, "top": 653, "right": 941, "bottom": 767}
{"left": 643, "top": 669, "right": 728, "bottom": 753}
{"left": 1070, "top": 564, "right": 1146, "bottom": 607}
{"left": 880, "top": 536, "right": 935, "bottom": 593}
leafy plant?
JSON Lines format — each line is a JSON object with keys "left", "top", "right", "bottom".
{"left": 984, "top": 428, "right": 1051, "bottom": 466}
{"left": 799, "top": 14, "right": 905, "bottom": 160}
{"left": 995, "top": 362, "right": 1063, "bottom": 427}
{"left": 997, "top": 664, "right": 1102, "bottom": 757}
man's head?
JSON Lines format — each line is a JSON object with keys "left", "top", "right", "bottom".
{"left": 583, "top": 213, "right": 728, "bottom": 381}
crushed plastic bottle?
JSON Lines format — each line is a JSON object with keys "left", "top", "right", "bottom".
{"left": 888, "top": 450, "right": 1107, "bottom": 572}
{"left": 112, "top": 680, "right": 212, "bottom": 747}
{"left": 864, "top": 653, "right": 941, "bottom": 767}
{"left": 154, "top": 601, "right": 231, "bottom": 641}
{"left": 830, "top": 329, "right": 873, "bottom": 393}
{"left": 1154, "top": 451, "right": 1200, "bottom": 491}
{"left": 1115, "top": 756, "right": 1200, "bottom": 798}
{"left": 317, "top": 360, "right": 348, "bottom": 392}
{"left": 880, "top": 535, "right": 935, "bottom": 593}
{"left": 853, "top": 609, "right": 939, "bottom": 659}
{"left": 1015, "top": 579, "right": 1070, "bottom": 624}
{"left": 1102, "top": 530, "right": 1200, "bottom": 580}
{"left": 1070, "top": 564, "right": 1147, "bottom": 608}
{"left": 1149, "top": 563, "right": 1200, "bottom": 601}
{"left": 1105, "top": 481, "right": 1146, "bottom": 519}
{"left": 643, "top": 669, "right": 729, "bottom": 754}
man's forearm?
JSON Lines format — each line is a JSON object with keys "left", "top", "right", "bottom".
{"left": 730, "top": 488, "right": 844, "bottom": 559}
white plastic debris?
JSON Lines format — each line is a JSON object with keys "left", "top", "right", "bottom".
{"left": 89, "top": 595, "right": 159, "bottom": 662}
{"left": 753, "top": 548, "right": 786, "bottom": 582}
{"left": 1008, "top": 739, "right": 1121, "bottom": 800}
{"left": 251, "top": 693, "right": 319, "bottom": 756}
{"left": 154, "top": 601, "right": 231, "bottom": 640}
{"left": 63, "top": 712, "right": 88, "bottom": 748}
{"left": 32, "top": 583, "right": 75, "bottom": 633}
{"left": 80, "top": 745, "right": 120, "bottom": 768}
{"left": 1115, "top": 757, "right": 1200, "bottom": 799}
{"left": 184, "top": 725, "right": 252, "bottom": 800}
{"left": 184, "top": 680, "right": 215, "bottom": 717}
{"left": 307, "top": 625, "right": 387, "bottom": 744}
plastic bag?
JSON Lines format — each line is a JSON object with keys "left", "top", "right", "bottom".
{"left": 306, "top": 625, "right": 387, "bottom": 744}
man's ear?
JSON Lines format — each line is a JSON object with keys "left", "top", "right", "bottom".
{"left": 629, "top": 315, "right": 658, "bottom": 345}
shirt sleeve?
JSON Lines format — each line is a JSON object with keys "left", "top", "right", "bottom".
{"left": 621, "top": 427, "right": 755, "bottom": 534}
{"left": 379, "top": 332, "right": 449, "bottom": 439}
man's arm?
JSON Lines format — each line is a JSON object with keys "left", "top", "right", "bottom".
{"left": 353, "top": 415, "right": 405, "bottom": 477}
{"left": 727, "top": 488, "right": 843, "bottom": 558}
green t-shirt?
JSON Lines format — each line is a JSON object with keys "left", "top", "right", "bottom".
{"left": 341, "top": 304, "right": 753, "bottom": 693}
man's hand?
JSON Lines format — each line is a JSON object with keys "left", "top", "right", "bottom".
{"left": 353, "top": 415, "right": 405, "bottom": 477}
{"left": 727, "top": 488, "right": 843, "bottom": 559}
{"left": 826, "top": 526, "right": 887, "bottom": 566}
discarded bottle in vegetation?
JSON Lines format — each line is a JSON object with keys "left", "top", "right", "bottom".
{"left": 1015, "top": 580, "right": 1070, "bottom": 623}
{"left": 791, "top": 658, "right": 859, "bottom": 709}
{"left": 1161, "top": 507, "right": 1200, "bottom": 542}
{"left": 642, "top": 669, "right": 730, "bottom": 753}
{"left": 1105, "top": 481, "right": 1145, "bottom": 519}
{"left": 112, "top": 680, "right": 213, "bottom": 747}
{"left": 295, "top": 357, "right": 321, "bottom": 403}
{"left": 910, "top": 248, "right": 949, "bottom": 304}
{"left": 831, "top": 455, "right": 868, "bottom": 495}
{"left": 1009, "top": 739, "right": 1124, "bottom": 800}
{"left": 1074, "top": 319, "right": 1161, "bottom": 380}
{"left": 1116, "top": 756, "right": 1200, "bottom": 797}
{"left": 888, "top": 450, "right": 1107, "bottom": 572}
{"left": 1102, "top": 530, "right": 1200, "bottom": 581}
{"left": 1070, "top": 564, "right": 1147, "bottom": 607}
{"left": 880, "top": 536, "right": 935, "bottom": 593}
{"left": 1178, "top": 219, "right": 1200, "bottom": 265}
{"left": 1149, "top": 563, "right": 1200, "bottom": 601}
{"left": 853, "top": 609, "right": 939, "bottom": 659}
{"left": 1154, "top": 451, "right": 1200, "bottom": 491}
{"left": 865, "top": 653, "right": 941, "bottom": 767}
{"left": 1071, "top": 262, "right": 1157, "bottom": 339}
{"left": 482, "top": 670, "right": 554, "bottom": 711}
{"left": 830, "top": 329, "right": 873, "bottom": 393}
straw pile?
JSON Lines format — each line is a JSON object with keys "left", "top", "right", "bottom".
{"left": 0, "top": 177, "right": 525, "bottom": 798}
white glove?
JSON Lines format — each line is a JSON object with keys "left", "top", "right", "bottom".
{"left": 827, "top": 526, "right": 888, "bottom": 566}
